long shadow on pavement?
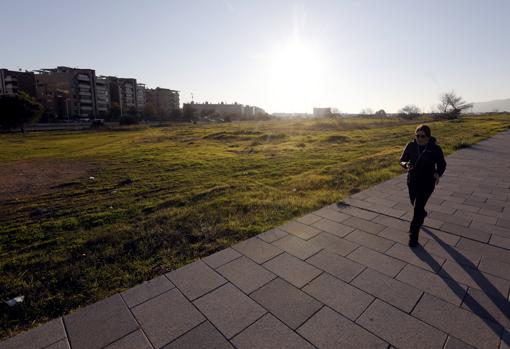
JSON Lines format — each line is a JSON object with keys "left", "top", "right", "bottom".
{"left": 413, "top": 227, "right": 510, "bottom": 347}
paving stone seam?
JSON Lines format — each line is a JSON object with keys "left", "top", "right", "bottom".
{"left": 40, "top": 335, "right": 69, "bottom": 349}
{"left": 333, "top": 203, "right": 506, "bottom": 265}
{"left": 117, "top": 292, "right": 157, "bottom": 349}
{"left": 297, "top": 304, "right": 392, "bottom": 348}
{"left": 194, "top": 280, "right": 271, "bottom": 341}
{"left": 202, "top": 252, "right": 244, "bottom": 270}
{"left": 176, "top": 280, "right": 265, "bottom": 347}
{"left": 118, "top": 274, "right": 177, "bottom": 310}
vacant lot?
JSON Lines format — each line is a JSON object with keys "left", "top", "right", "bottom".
{"left": 1, "top": 114, "right": 510, "bottom": 338}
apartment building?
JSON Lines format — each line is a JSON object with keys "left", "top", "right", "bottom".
{"left": 145, "top": 87, "right": 179, "bottom": 117}
{"left": 95, "top": 77, "right": 110, "bottom": 117}
{"left": 105, "top": 77, "right": 138, "bottom": 116}
{"left": 136, "top": 83, "right": 146, "bottom": 113}
{"left": 0, "top": 69, "right": 37, "bottom": 97}
{"left": 35, "top": 66, "right": 97, "bottom": 119}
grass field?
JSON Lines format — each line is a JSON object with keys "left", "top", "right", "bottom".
{"left": 1, "top": 114, "right": 510, "bottom": 338}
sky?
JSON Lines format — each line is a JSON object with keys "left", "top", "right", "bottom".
{"left": 1, "top": 0, "right": 509, "bottom": 114}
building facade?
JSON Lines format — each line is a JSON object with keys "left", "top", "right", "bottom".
{"left": 104, "top": 77, "right": 138, "bottom": 116}
{"left": 136, "top": 83, "right": 146, "bottom": 113}
{"left": 145, "top": 87, "right": 179, "bottom": 117}
{"left": 94, "top": 77, "right": 110, "bottom": 117}
{"left": 35, "top": 66, "right": 97, "bottom": 119}
{"left": 0, "top": 69, "right": 37, "bottom": 97}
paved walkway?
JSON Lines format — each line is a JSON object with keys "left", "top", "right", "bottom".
{"left": 3, "top": 131, "right": 510, "bottom": 349}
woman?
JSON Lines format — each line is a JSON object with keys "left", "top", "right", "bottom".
{"left": 400, "top": 125, "right": 446, "bottom": 247}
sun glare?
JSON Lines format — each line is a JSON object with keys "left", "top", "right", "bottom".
{"left": 267, "top": 41, "right": 324, "bottom": 112}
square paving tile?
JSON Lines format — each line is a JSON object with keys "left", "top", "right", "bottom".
{"left": 396, "top": 264, "right": 467, "bottom": 306}
{"left": 257, "top": 228, "right": 288, "bottom": 243}
{"left": 121, "top": 275, "right": 175, "bottom": 308}
{"left": 296, "top": 213, "right": 322, "bottom": 225}
{"left": 421, "top": 239, "right": 482, "bottom": 268}
{"left": 461, "top": 286, "right": 510, "bottom": 330}
{"left": 343, "top": 216, "right": 386, "bottom": 234}
{"left": 385, "top": 243, "right": 446, "bottom": 273}
{"left": 232, "top": 237, "right": 283, "bottom": 263}
{"left": 351, "top": 267, "right": 422, "bottom": 313}
{"left": 303, "top": 273, "right": 373, "bottom": 320}
{"left": 311, "top": 218, "right": 355, "bottom": 237}
{"left": 412, "top": 293, "right": 501, "bottom": 349}
{"left": 456, "top": 238, "right": 510, "bottom": 264}
{"left": 309, "top": 232, "right": 359, "bottom": 256}
{"left": 478, "top": 257, "right": 510, "bottom": 281}
{"left": 202, "top": 247, "right": 242, "bottom": 269}
{"left": 443, "top": 336, "right": 477, "bottom": 349}
{"left": 231, "top": 313, "right": 314, "bottom": 349}
{"left": 166, "top": 260, "right": 226, "bottom": 300}
{"left": 193, "top": 283, "right": 266, "bottom": 339}
{"left": 373, "top": 215, "right": 411, "bottom": 231}
{"left": 439, "top": 260, "right": 510, "bottom": 296}
{"left": 297, "top": 307, "right": 388, "bottom": 349}
{"left": 378, "top": 226, "right": 428, "bottom": 245}
{"left": 250, "top": 278, "right": 322, "bottom": 329}
{"left": 272, "top": 234, "right": 322, "bottom": 260}
{"left": 306, "top": 249, "right": 365, "bottom": 282}
{"left": 440, "top": 223, "right": 491, "bottom": 243}
{"left": 345, "top": 229, "right": 395, "bottom": 252}
{"left": 312, "top": 207, "right": 351, "bottom": 222}
{"left": 278, "top": 220, "right": 322, "bottom": 240}
{"left": 217, "top": 256, "right": 276, "bottom": 294}
{"left": 347, "top": 246, "right": 406, "bottom": 277}
{"left": 357, "top": 299, "right": 447, "bottom": 349}
{"left": 104, "top": 330, "right": 152, "bottom": 349}
{"left": 163, "top": 321, "right": 233, "bottom": 349}
{"left": 490, "top": 234, "right": 510, "bottom": 250}
{"left": 64, "top": 294, "right": 139, "bottom": 349}
{"left": 0, "top": 318, "right": 67, "bottom": 349}
{"left": 263, "top": 253, "right": 322, "bottom": 288}
{"left": 337, "top": 205, "right": 379, "bottom": 220}
{"left": 132, "top": 288, "right": 204, "bottom": 348}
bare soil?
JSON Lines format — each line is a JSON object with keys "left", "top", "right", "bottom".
{"left": 0, "top": 158, "right": 96, "bottom": 201}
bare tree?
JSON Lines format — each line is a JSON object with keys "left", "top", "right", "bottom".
{"left": 359, "top": 108, "right": 373, "bottom": 115}
{"left": 399, "top": 104, "right": 421, "bottom": 119}
{"left": 438, "top": 91, "right": 473, "bottom": 118}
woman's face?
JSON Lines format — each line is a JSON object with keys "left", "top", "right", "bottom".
{"left": 415, "top": 130, "right": 429, "bottom": 145}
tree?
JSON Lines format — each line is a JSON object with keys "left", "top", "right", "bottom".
{"left": 359, "top": 108, "right": 373, "bottom": 115}
{"left": 170, "top": 109, "right": 183, "bottom": 121}
{"left": 375, "top": 109, "right": 386, "bottom": 116}
{"left": 143, "top": 104, "right": 158, "bottom": 120}
{"left": 438, "top": 91, "right": 472, "bottom": 118}
{"left": 0, "top": 92, "right": 43, "bottom": 132}
{"left": 399, "top": 104, "right": 421, "bottom": 119}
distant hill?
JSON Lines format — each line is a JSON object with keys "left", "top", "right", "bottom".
{"left": 471, "top": 98, "right": 510, "bottom": 113}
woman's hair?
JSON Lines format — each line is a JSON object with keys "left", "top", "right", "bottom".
{"left": 415, "top": 124, "right": 436, "bottom": 142}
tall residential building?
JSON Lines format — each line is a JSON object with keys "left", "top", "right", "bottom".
{"left": 145, "top": 87, "right": 179, "bottom": 117}
{"left": 95, "top": 77, "right": 110, "bottom": 117}
{"left": 104, "top": 77, "right": 138, "bottom": 116}
{"left": 136, "top": 83, "right": 146, "bottom": 113}
{"left": 0, "top": 69, "right": 37, "bottom": 97}
{"left": 35, "top": 66, "right": 97, "bottom": 119}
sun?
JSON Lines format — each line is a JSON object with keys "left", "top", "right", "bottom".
{"left": 267, "top": 41, "right": 324, "bottom": 112}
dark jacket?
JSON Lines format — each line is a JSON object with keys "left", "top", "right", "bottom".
{"left": 400, "top": 138, "right": 446, "bottom": 183}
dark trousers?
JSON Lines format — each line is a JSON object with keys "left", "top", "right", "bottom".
{"left": 408, "top": 178, "right": 435, "bottom": 239}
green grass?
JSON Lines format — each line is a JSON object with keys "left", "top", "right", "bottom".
{"left": 1, "top": 114, "right": 510, "bottom": 338}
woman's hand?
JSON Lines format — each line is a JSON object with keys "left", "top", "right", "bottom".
{"left": 434, "top": 172, "right": 440, "bottom": 185}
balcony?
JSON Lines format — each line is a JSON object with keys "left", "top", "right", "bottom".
{"left": 78, "top": 83, "right": 91, "bottom": 89}
{"left": 77, "top": 74, "right": 90, "bottom": 81}
{"left": 80, "top": 105, "right": 93, "bottom": 111}
{"left": 79, "top": 91, "right": 92, "bottom": 96}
